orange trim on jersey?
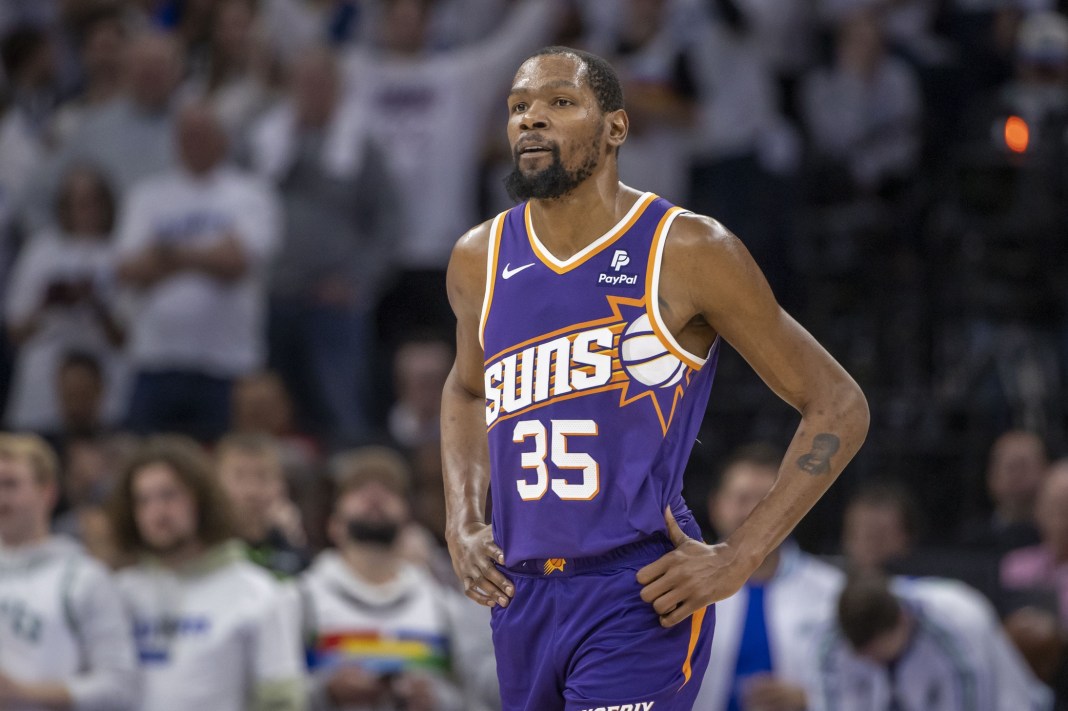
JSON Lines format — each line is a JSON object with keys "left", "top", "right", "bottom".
{"left": 524, "top": 193, "right": 657, "bottom": 275}
{"left": 483, "top": 309, "right": 631, "bottom": 366}
{"left": 484, "top": 294, "right": 692, "bottom": 435}
{"left": 680, "top": 607, "right": 707, "bottom": 688}
{"left": 644, "top": 208, "right": 706, "bottom": 371}
{"left": 478, "top": 212, "right": 508, "bottom": 349}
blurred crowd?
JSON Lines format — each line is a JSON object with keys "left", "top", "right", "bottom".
{"left": 0, "top": 0, "right": 1067, "bottom": 709}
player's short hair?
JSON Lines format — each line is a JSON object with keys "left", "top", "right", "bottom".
{"left": 0, "top": 433, "right": 60, "bottom": 488}
{"left": 109, "top": 435, "right": 234, "bottom": 554}
{"left": 837, "top": 572, "right": 902, "bottom": 650}
{"left": 215, "top": 432, "right": 283, "bottom": 475}
{"left": 528, "top": 46, "right": 624, "bottom": 114}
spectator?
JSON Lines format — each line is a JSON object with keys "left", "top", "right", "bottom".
{"left": 959, "top": 429, "right": 1048, "bottom": 553}
{"left": 48, "top": 6, "right": 128, "bottom": 147}
{"left": 3, "top": 165, "right": 127, "bottom": 434}
{"left": 52, "top": 432, "right": 136, "bottom": 568}
{"left": 348, "top": 0, "right": 561, "bottom": 340}
{"left": 810, "top": 572, "right": 1052, "bottom": 710}
{"left": 800, "top": 7, "right": 923, "bottom": 196}
{"left": 291, "top": 445, "right": 498, "bottom": 711}
{"left": 216, "top": 432, "right": 308, "bottom": 577}
{"left": 0, "top": 433, "right": 139, "bottom": 710}
{"left": 1002, "top": 460, "right": 1068, "bottom": 630}
{"left": 387, "top": 335, "right": 452, "bottom": 450}
{"left": 49, "top": 351, "right": 108, "bottom": 446}
{"left": 696, "top": 444, "right": 844, "bottom": 711}
{"left": 0, "top": 25, "right": 59, "bottom": 132}
{"left": 108, "top": 435, "right": 306, "bottom": 711}
{"left": 260, "top": 0, "right": 362, "bottom": 64}
{"left": 840, "top": 480, "right": 920, "bottom": 572}
{"left": 25, "top": 30, "right": 185, "bottom": 232}
{"left": 231, "top": 370, "right": 320, "bottom": 473}
{"left": 580, "top": 0, "right": 705, "bottom": 203}
{"left": 1003, "top": 606, "right": 1068, "bottom": 709}
{"left": 248, "top": 46, "right": 398, "bottom": 442}
{"left": 183, "top": 0, "right": 273, "bottom": 136}
{"left": 116, "top": 102, "right": 281, "bottom": 441}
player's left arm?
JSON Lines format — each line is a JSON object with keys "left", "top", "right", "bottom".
{"left": 638, "top": 213, "right": 870, "bottom": 627}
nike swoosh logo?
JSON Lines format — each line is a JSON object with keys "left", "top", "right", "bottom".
{"left": 502, "top": 262, "right": 535, "bottom": 279}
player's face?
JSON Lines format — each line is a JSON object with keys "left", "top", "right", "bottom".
{"left": 709, "top": 464, "right": 777, "bottom": 540}
{"left": 132, "top": 463, "right": 200, "bottom": 554}
{"left": 504, "top": 54, "right": 608, "bottom": 201}
{"left": 0, "top": 458, "right": 52, "bottom": 544}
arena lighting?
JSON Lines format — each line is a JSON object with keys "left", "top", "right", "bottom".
{"left": 1004, "top": 115, "right": 1030, "bottom": 153}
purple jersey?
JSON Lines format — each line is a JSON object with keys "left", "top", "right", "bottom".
{"left": 481, "top": 192, "right": 720, "bottom": 563}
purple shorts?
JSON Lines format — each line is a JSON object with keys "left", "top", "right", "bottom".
{"left": 490, "top": 533, "right": 715, "bottom": 711}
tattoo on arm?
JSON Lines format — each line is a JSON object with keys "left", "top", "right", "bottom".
{"left": 796, "top": 434, "right": 841, "bottom": 476}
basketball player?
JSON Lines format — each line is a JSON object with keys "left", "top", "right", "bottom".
{"left": 441, "top": 46, "right": 870, "bottom": 711}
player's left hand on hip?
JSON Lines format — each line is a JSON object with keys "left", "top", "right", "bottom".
{"left": 636, "top": 507, "right": 750, "bottom": 627}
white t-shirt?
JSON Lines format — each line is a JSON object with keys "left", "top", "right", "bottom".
{"left": 116, "top": 542, "right": 304, "bottom": 711}
{"left": 2, "top": 229, "right": 129, "bottom": 430}
{"left": 342, "top": 0, "right": 557, "bottom": 270}
{"left": 0, "top": 536, "right": 139, "bottom": 711}
{"left": 290, "top": 550, "right": 498, "bottom": 711}
{"left": 115, "top": 166, "right": 280, "bottom": 377}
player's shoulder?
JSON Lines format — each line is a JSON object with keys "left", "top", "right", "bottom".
{"left": 447, "top": 213, "right": 509, "bottom": 300}
{"left": 665, "top": 210, "right": 743, "bottom": 258}
{"left": 452, "top": 214, "right": 504, "bottom": 261}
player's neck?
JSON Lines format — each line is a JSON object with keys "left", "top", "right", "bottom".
{"left": 528, "top": 175, "right": 639, "bottom": 261}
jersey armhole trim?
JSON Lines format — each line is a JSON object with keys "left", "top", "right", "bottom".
{"left": 645, "top": 208, "right": 711, "bottom": 371}
{"left": 478, "top": 211, "right": 507, "bottom": 350}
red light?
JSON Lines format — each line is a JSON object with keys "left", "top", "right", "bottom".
{"left": 1005, "top": 115, "right": 1029, "bottom": 153}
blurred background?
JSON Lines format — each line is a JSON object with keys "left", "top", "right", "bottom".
{"left": 0, "top": 0, "right": 1066, "bottom": 630}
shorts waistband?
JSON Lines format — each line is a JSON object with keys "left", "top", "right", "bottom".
{"left": 504, "top": 535, "right": 672, "bottom": 578}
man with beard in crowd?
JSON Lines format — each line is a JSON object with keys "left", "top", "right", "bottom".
{"left": 291, "top": 446, "right": 498, "bottom": 711}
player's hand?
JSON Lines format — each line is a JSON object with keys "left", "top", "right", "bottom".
{"left": 446, "top": 521, "right": 514, "bottom": 608}
{"left": 637, "top": 507, "right": 753, "bottom": 627}
{"left": 742, "top": 673, "right": 807, "bottom": 711}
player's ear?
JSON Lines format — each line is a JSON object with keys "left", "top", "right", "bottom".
{"left": 606, "top": 108, "right": 628, "bottom": 151}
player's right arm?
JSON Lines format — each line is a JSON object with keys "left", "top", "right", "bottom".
{"left": 441, "top": 221, "right": 515, "bottom": 609}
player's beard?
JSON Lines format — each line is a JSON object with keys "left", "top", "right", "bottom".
{"left": 504, "top": 138, "right": 601, "bottom": 202}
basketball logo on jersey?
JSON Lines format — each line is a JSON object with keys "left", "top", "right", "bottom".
{"left": 543, "top": 558, "right": 566, "bottom": 575}
{"left": 484, "top": 296, "right": 696, "bottom": 433}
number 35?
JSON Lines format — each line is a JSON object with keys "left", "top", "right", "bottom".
{"left": 512, "top": 419, "right": 599, "bottom": 501}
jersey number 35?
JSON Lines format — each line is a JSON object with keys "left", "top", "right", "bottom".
{"left": 512, "top": 419, "right": 599, "bottom": 501}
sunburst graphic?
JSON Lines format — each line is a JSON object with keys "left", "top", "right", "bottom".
{"left": 484, "top": 296, "right": 695, "bottom": 435}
